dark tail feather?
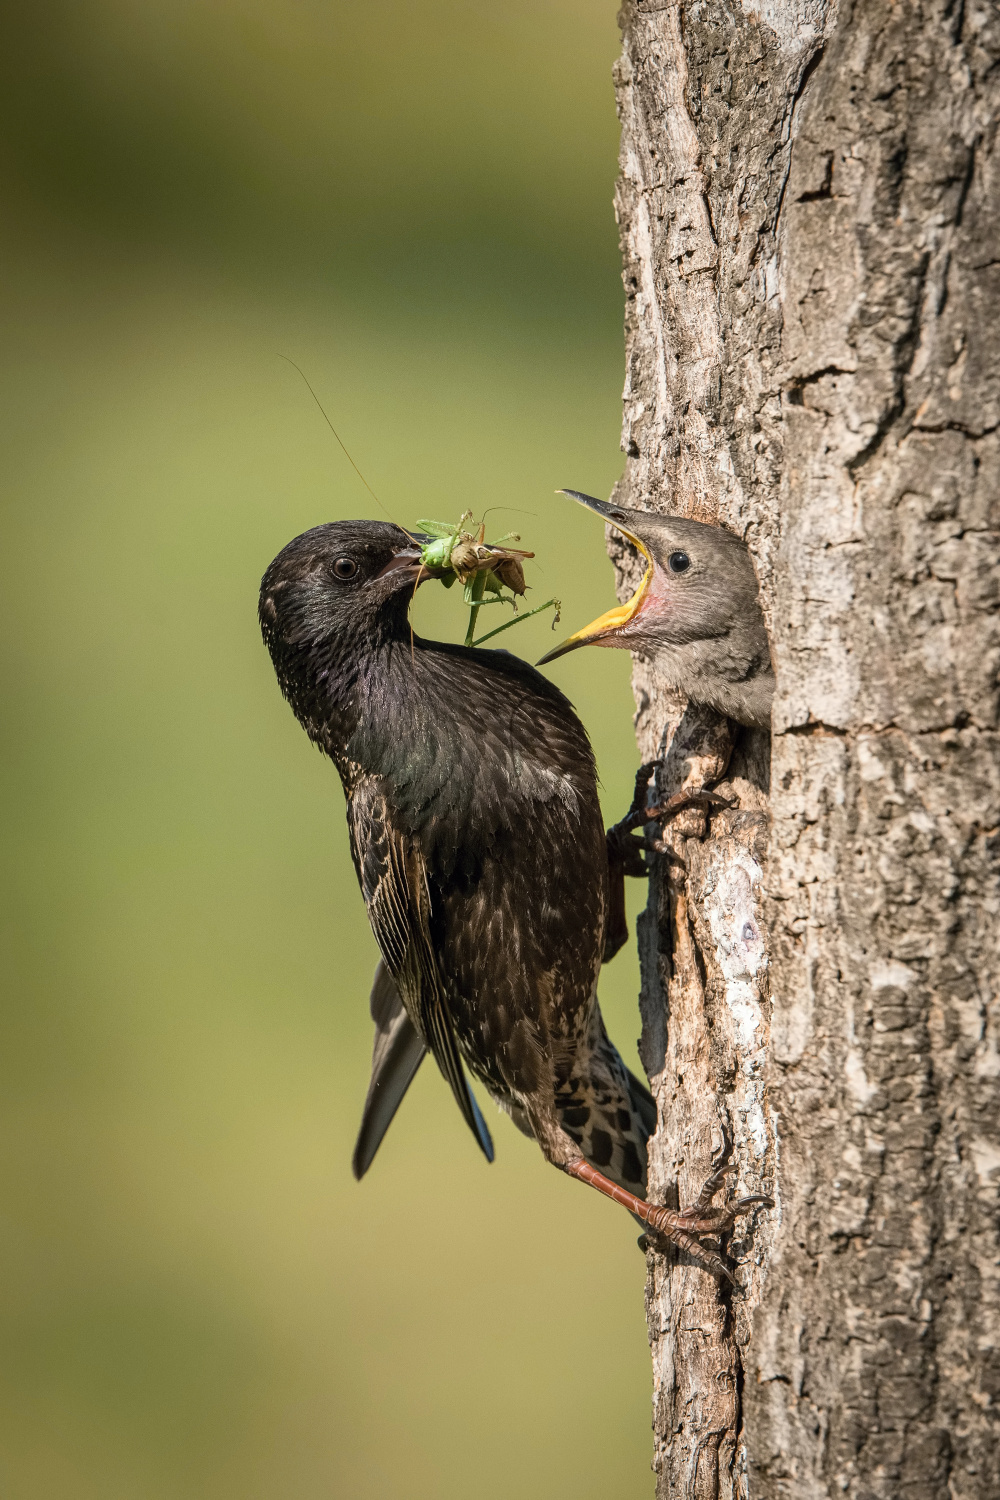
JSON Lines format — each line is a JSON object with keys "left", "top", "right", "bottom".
{"left": 352, "top": 961, "right": 428, "bottom": 1179}
{"left": 421, "top": 989, "right": 495, "bottom": 1165}
{"left": 467, "top": 1087, "right": 496, "bottom": 1164}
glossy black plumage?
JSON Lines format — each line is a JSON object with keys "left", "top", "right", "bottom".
{"left": 260, "top": 519, "right": 770, "bottom": 1275}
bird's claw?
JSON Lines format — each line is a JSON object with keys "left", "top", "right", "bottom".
{"left": 645, "top": 787, "right": 735, "bottom": 828}
{"left": 618, "top": 760, "right": 658, "bottom": 831}
{"left": 611, "top": 760, "right": 734, "bottom": 849}
{"left": 642, "top": 1162, "right": 773, "bottom": 1286}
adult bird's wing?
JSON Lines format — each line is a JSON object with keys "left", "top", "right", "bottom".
{"left": 351, "top": 960, "right": 428, "bottom": 1180}
{"left": 350, "top": 782, "right": 495, "bottom": 1164}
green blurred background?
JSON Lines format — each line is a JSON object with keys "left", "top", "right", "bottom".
{"left": 0, "top": 3, "right": 654, "bottom": 1495}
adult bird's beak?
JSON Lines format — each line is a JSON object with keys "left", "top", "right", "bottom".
{"left": 537, "top": 491, "right": 655, "bottom": 665}
{"left": 375, "top": 536, "right": 443, "bottom": 588}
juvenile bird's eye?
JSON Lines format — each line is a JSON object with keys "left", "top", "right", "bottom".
{"left": 333, "top": 557, "right": 358, "bottom": 580}
{"left": 668, "top": 551, "right": 691, "bottom": 573}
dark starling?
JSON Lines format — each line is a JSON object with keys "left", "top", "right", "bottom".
{"left": 539, "top": 491, "right": 774, "bottom": 729}
{"left": 259, "top": 519, "right": 769, "bottom": 1278}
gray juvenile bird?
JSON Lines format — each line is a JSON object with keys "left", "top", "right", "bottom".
{"left": 260, "top": 518, "right": 769, "bottom": 1279}
{"left": 539, "top": 491, "right": 773, "bottom": 729}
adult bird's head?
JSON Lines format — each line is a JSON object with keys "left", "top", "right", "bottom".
{"left": 259, "top": 519, "right": 438, "bottom": 656}
{"left": 259, "top": 519, "right": 444, "bottom": 737}
{"left": 539, "top": 491, "right": 773, "bottom": 728}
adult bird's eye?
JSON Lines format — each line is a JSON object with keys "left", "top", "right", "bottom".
{"left": 668, "top": 551, "right": 691, "bottom": 573}
{"left": 332, "top": 557, "right": 357, "bottom": 580}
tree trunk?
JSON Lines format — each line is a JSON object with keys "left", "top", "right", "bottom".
{"left": 611, "top": 3, "right": 1000, "bottom": 1495}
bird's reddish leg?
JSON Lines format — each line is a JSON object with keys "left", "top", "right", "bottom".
{"left": 565, "top": 1157, "right": 772, "bottom": 1285}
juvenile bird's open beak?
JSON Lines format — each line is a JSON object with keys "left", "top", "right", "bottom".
{"left": 537, "top": 491, "right": 654, "bottom": 665}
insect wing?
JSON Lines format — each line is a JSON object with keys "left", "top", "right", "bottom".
{"left": 493, "top": 557, "right": 526, "bottom": 594}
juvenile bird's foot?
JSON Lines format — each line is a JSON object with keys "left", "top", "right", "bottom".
{"left": 567, "top": 1156, "right": 772, "bottom": 1288}
{"left": 609, "top": 760, "right": 733, "bottom": 851}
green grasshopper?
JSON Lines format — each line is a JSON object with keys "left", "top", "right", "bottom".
{"left": 415, "top": 512, "right": 560, "bottom": 648}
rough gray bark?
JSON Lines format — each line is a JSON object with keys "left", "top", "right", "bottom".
{"left": 610, "top": 3, "right": 1000, "bottom": 1495}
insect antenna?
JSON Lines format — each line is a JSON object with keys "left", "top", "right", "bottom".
{"left": 479, "top": 505, "right": 538, "bottom": 527}
{"left": 278, "top": 355, "right": 417, "bottom": 541}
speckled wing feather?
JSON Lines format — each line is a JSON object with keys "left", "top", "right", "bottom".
{"left": 348, "top": 780, "right": 495, "bottom": 1163}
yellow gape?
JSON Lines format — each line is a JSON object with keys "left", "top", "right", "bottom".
{"left": 537, "top": 495, "right": 653, "bottom": 664}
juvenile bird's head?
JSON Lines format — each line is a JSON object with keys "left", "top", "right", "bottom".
{"left": 539, "top": 491, "right": 773, "bottom": 728}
